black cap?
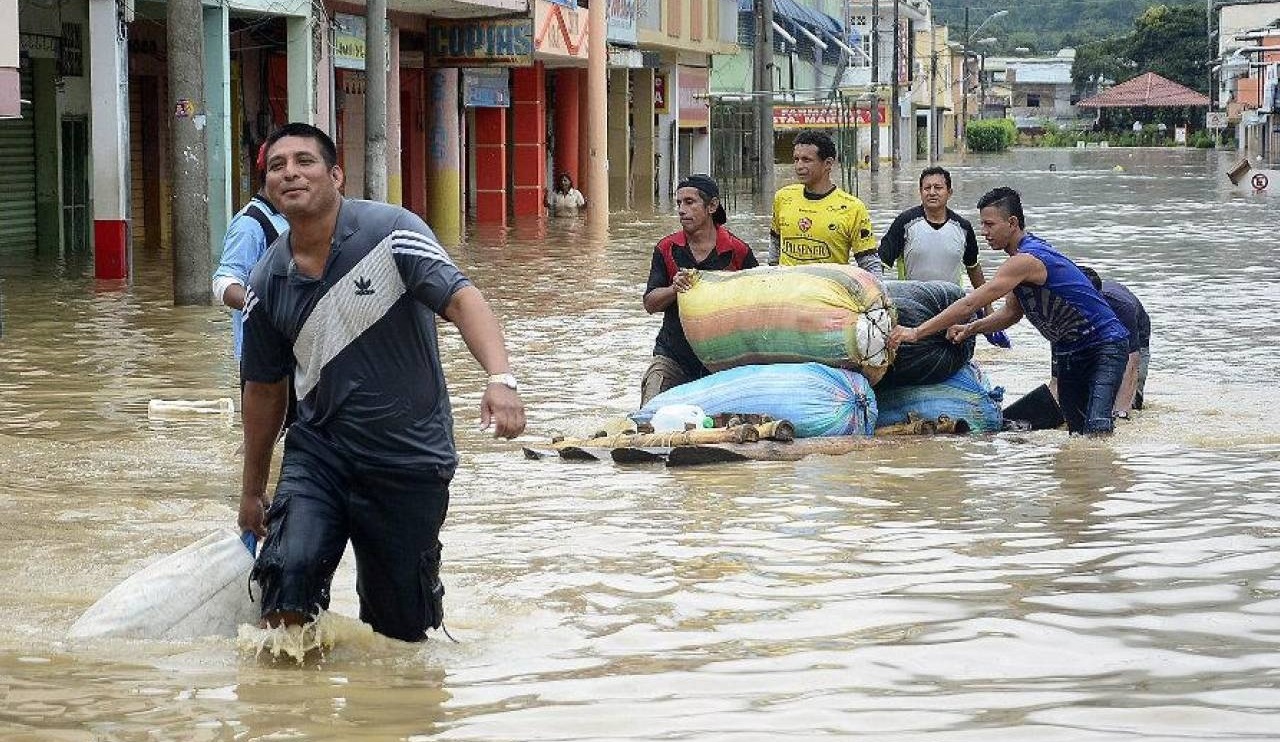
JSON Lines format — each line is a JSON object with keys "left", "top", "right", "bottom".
{"left": 677, "top": 173, "right": 727, "bottom": 225}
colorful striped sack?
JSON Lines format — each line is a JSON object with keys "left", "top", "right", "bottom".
{"left": 677, "top": 264, "right": 895, "bottom": 385}
{"left": 633, "top": 363, "right": 878, "bottom": 438}
{"left": 874, "top": 362, "right": 1004, "bottom": 433}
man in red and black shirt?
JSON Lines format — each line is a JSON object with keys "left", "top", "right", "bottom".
{"left": 641, "top": 174, "right": 758, "bottom": 404}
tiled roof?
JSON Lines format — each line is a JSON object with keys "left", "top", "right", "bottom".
{"left": 1078, "top": 72, "right": 1210, "bottom": 108}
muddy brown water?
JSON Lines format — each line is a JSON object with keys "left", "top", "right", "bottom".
{"left": 0, "top": 148, "right": 1277, "bottom": 740}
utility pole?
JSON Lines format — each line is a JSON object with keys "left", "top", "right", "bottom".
{"left": 869, "top": 0, "right": 880, "bottom": 172}
{"left": 585, "top": 0, "right": 608, "bottom": 223}
{"left": 929, "top": 38, "right": 938, "bottom": 164}
{"left": 167, "top": 0, "right": 210, "bottom": 304}
{"left": 365, "top": 0, "right": 388, "bottom": 201}
{"left": 960, "top": 7, "right": 969, "bottom": 154}
{"left": 890, "top": 0, "right": 900, "bottom": 169}
{"left": 754, "top": 0, "right": 776, "bottom": 210}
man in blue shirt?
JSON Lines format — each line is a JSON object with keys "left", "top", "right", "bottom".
{"left": 238, "top": 123, "right": 525, "bottom": 642}
{"left": 212, "top": 143, "right": 290, "bottom": 361}
{"left": 1078, "top": 267, "right": 1150, "bottom": 415}
{"left": 889, "top": 187, "right": 1129, "bottom": 435}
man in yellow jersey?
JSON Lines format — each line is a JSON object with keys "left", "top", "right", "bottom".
{"left": 769, "top": 131, "right": 881, "bottom": 272}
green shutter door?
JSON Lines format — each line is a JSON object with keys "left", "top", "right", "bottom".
{"left": 0, "top": 63, "right": 36, "bottom": 254}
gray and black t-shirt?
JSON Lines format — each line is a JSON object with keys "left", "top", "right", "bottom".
{"left": 242, "top": 198, "right": 471, "bottom": 474}
{"left": 878, "top": 206, "right": 979, "bottom": 284}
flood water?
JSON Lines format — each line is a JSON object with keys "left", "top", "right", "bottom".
{"left": 1, "top": 148, "right": 1279, "bottom": 741}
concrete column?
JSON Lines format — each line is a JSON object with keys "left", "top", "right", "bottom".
{"left": 316, "top": 20, "right": 334, "bottom": 134}
{"left": 584, "top": 0, "right": 608, "bottom": 221}
{"left": 33, "top": 57, "right": 60, "bottom": 254}
{"left": 204, "top": 2, "right": 231, "bottom": 267}
{"left": 510, "top": 63, "right": 545, "bottom": 218}
{"left": 629, "top": 67, "right": 655, "bottom": 212}
{"left": 552, "top": 68, "right": 580, "bottom": 185}
{"left": 473, "top": 106, "right": 507, "bottom": 224}
{"left": 89, "top": 0, "right": 131, "bottom": 280}
{"left": 426, "top": 68, "right": 462, "bottom": 237}
{"left": 607, "top": 67, "right": 630, "bottom": 209}
{"left": 387, "top": 24, "right": 402, "bottom": 205}
{"left": 286, "top": 13, "right": 315, "bottom": 123}
{"left": 577, "top": 69, "right": 589, "bottom": 196}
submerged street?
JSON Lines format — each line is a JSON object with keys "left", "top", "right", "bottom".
{"left": 1, "top": 148, "right": 1279, "bottom": 740}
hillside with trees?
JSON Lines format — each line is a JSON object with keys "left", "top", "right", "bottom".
{"left": 931, "top": 0, "right": 1166, "bottom": 57}
{"left": 932, "top": 1, "right": 1210, "bottom": 96}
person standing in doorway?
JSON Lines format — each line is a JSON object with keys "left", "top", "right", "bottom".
{"left": 238, "top": 123, "right": 526, "bottom": 642}
{"left": 546, "top": 173, "right": 586, "bottom": 216}
{"left": 770, "top": 131, "right": 881, "bottom": 272}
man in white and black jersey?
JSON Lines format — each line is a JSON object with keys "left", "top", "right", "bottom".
{"left": 237, "top": 123, "right": 525, "bottom": 642}
{"left": 879, "top": 166, "right": 984, "bottom": 287}
{"left": 879, "top": 166, "right": 1009, "bottom": 348}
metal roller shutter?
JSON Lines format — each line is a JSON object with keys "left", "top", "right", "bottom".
{"left": 0, "top": 63, "right": 35, "bottom": 253}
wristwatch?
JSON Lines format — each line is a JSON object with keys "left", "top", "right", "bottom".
{"left": 487, "top": 373, "right": 519, "bottom": 392}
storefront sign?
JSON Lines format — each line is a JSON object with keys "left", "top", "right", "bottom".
{"left": 463, "top": 68, "right": 511, "bottom": 108}
{"left": 772, "top": 104, "right": 888, "bottom": 129}
{"left": 607, "top": 0, "right": 638, "bottom": 46}
{"left": 534, "top": 0, "right": 589, "bottom": 61}
{"left": 427, "top": 18, "right": 533, "bottom": 66}
{"left": 654, "top": 71, "right": 669, "bottom": 114}
{"left": 677, "top": 66, "right": 709, "bottom": 129}
{"left": 334, "top": 13, "right": 367, "bottom": 71}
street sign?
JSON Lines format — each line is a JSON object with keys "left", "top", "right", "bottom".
{"left": 1206, "top": 111, "right": 1228, "bottom": 130}
{"left": 1252, "top": 172, "right": 1270, "bottom": 192}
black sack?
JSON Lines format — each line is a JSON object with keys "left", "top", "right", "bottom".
{"left": 879, "top": 280, "right": 976, "bottom": 388}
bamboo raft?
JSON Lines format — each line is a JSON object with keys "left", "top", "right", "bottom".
{"left": 522, "top": 414, "right": 969, "bottom": 467}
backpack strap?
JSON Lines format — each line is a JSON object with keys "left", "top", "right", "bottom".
{"left": 245, "top": 196, "right": 280, "bottom": 245}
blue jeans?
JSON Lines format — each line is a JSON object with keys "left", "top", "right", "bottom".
{"left": 1054, "top": 339, "right": 1130, "bottom": 435}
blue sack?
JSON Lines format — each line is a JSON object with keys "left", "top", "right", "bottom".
{"left": 634, "top": 363, "right": 878, "bottom": 438}
{"left": 874, "top": 362, "right": 1004, "bottom": 433}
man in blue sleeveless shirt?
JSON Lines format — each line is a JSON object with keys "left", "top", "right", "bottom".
{"left": 889, "top": 187, "right": 1129, "bottom": 435}
{"left": 238, "top": 123, "right": 526, "bottom": 641}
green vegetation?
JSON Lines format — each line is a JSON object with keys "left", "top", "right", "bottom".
{"left": 931, "top": 0, "right": 1163, "bottom": 57}
{"left": 1073, "top": 4, "right": 1210, "bottom": 96}
{"left": 966, "top": 119, "right": 1017, "bottom": 152}
{"left": 1022, "top": 122, "right": 1224, "bottom": 148}
{"left": 934, "top": 1, "right": 1210, "bottom": 96}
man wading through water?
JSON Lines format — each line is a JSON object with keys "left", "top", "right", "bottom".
{"left": 238, "top": 123, "right": 526, "bottom": 641}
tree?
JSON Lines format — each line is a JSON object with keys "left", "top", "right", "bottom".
{"left": 1127, "top": 4, "right": 1209, "bottom": 93}
{"left": 1072, "top": 3, "right": 1209, "bottom": 95}
{"left": 1072, "top": 38, "right": 1130, "bottom": 96}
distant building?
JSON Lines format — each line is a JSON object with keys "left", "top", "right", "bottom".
{"left": 982, "top": 49, "right": 1080, "bottom": 130}
{"left": 1214, "top": 1, "right": 1280, "bottom": 160}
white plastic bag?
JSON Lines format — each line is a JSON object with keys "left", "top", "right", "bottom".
{"left": 69, "top": 530, "right": 259, "bottom": 640}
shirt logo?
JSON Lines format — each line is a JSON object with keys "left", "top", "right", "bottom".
{"left": 798, "top": 217, "right": 812, "bottom": 233}
{"left": 353, "top": 276, "right": 375, "bottom": 296}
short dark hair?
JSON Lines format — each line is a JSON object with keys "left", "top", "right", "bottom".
{"left": 976, "top": 186, "right": 1025, "bottom": 229}
{"left": 793, "top": 131, "right": 837, "bottom": 161}
{"left": 919, "top": 166, "right": 952, "bottom": 190}
{"left": 1077, "top": 265, "right": 1103, "bottom": 291}
{"left": 676, "top": 173, "right": 727, "bottom": 225}
{"left": 264, "top": 122, "right": 339, "bottom": 170}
